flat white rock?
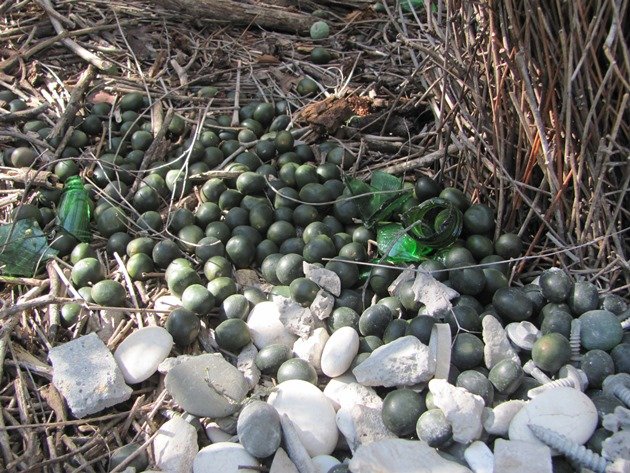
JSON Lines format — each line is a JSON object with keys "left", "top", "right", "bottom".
{"left": 493, "top": 439, "right": 552, "bottom": 473}
{"left": 303, "top": 263, "right": 341, "bottom": 296}
{"left": 275, "top": 296, "right": 324, "bottom": 338}
{"left": 348, "top": 438, "right": 473, "bottom": 473}
{"left": 268, "top": 379, "right": 338, "bottom": 457}
{"left": 269, "top": 447, "right": 299, "bottom": 473}
{"left": 482, "top": 400, "right": 527, "bottom": 436}
{"left": 508, "top": 386, "right": 598, "bottom": 450}
{"left": 321, "top": 326, "right": 359, "bottom": 377}
{"left": 193, "top": 442, "right": 259, "bottom": 472}
{"left": 312, "top": 455, "right": 340, "bottom": 473}
{"left": 114, "top": 326, "right": 173, "bottom": 384}
{"left": 481, "top": 315, "right": 520, "bottom": 369}
{"left": 336, "top": 382, "right": 383, "bottom": 410}
{"left": 247, "top": 301, "right": 298, "bottom": 349}
{"left": 429, "top": 379, "right": 485, "bottom": 444}
{"left": 463, "top": 441, "right": 493, "bottom": 473}
{"left": 293, "top": 327, "right": 329, "bottom": 373}
{"left": 323, "top": 373, "right": 357, "bottom": 411}
{"left": 237, "top": 343, "right": 261, "bottom": 390}
{"left": 153, "top": 416, "right": 198, "bottom": 473}
{"left": 352, "top": 336, "right": 435, "bottom": 387}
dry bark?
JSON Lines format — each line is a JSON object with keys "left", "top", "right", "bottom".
{"left": 152, "top": 0, "right": 314, "bottom": 34}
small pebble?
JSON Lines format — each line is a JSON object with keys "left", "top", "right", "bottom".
{"left": 247, "top": 301, "right": 298, "bottom": 349}
{"left": 429, "top": 379, "right": 485, "bottom": 444}
{"left": 193, "top": 442, "right": 259, "bottom": 473}
{"left": 153, "top": 416, "right": 198, "bottom": 473}
{"left": 321, "top": 326, "right": 359, "bottom": 377}
{"left": 114, "top": 326, "right": 173, "bottom": 384}
{"left": 237, "top": 401, "right": 282, "bottom": 458}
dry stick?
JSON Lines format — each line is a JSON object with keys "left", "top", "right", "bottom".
{"left": 35, "top": 0, "right": 113, "bottom": 71}
{"left": 365, "top": 144, "right": 460, "bottom": 177}
{"left": 46, "top": 261, "right": 61, "bottom": 341}
{"left": 48, "top": 64, "right": 96, "bottom": 144}
{"left": 0, "top": 103, "right": 49, "bottom": 123}
{"left": 231, "top": 60, "right": 242, "bottom": 127}
{"left": 112, "top": 252, "right": 142, "bottom": 328}
{"left": 0, "top": 31, "right": 69, "bottom": 73}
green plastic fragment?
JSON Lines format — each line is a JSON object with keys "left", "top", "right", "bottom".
{"left": 57, "top": 176, "right": 92, "bottom": 242}
{"left": 0, "top": 218, "right": 58, "bottom": 276}
{"left": 343, "top": 171, "right": 412, "bottom": 228}
{"left": 377, "top": 223, "right": 432, "bottom": 263}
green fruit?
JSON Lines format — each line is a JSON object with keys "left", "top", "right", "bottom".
{"left": 383, "top": 319, "right": 408, "bottom": 344}
{"left": 438, "top": 187, "right": 470, "bottom": 211}
{"left": 311, "top": 47, "right": 332, "bottom": 64}
{"left": 532, "top": 333, "right": 571, "bottom": 373}
{"left": 303, "top": 235, "right": 336, "bottom": 264}
{"left": 539, "top": 268, "right": 573, "bottom": 303}
{"left": 166, "top": 266, "right": 202, "bottom": 298}
{"left": 131, "top": 130, "right": 153, "bottom": 151}
{"left": 165, "top": 308, "right": 200, "bottom": 347}
{"left": 181, "top": 284, "right": 215, "bottom": 315}
{"left": 405, "top": 315, "right": 435, "bottom": 345}
{"left": 126, "top": 253, "right": 154, "bottom": 281}
{"left": 494, "top": 233, "right": 523, "bottom": 259}
{"left": 203, "top": 255, "right": 232, "bottom": 281}
{"left": 310, "top": 20, "right": 330, "bottom": 39}
{"left": 289, "top": 278, "right": 320, "bottom": 307}
{"left": 119, "top": 92, "right": 144, "bottom": 112}
{"left": 255, "top": 344, "right": 292, "bottom": 376}
{"left": 225, "top": 234, "right": 256, "bottom": 269}
{"left": 91, "top": 280, "right": 126, "bottom": 307}
{"left": 414, "top": 176, "right": 441, "bottom": 203}
{"left": 540, "top": 310, "right": 572, "bottom": 338}
{"left": 206, "top": 276, "right": 237, "bottom": 304}
{"left": 215, "top": 319, "right": 251, "bottom": 353}
{"left": 488, "top": 358, "right": 524, "bottom": 394}
{"left": 276, "top": 253, "right": 305, "bottom": 285}
{"left": 277, "top": 358, "right": 318, "bottom": 385}
{"left": 328, "top": 307, "right": 360, "bottom": 332}
{"left": 97, "top": 206, "right": 128, "bottom": 237}
{"left": 266, "top": 221, "right": 296, "bottom": 247}
{"left": 152, "top": 239, "right": 183, "bottom": 269}
{"left": 444, "top": 305, "right": 481, "bottom": 334}
{"left": 71, "top": 257, "right": 105, "bottom": 287}
{"left": 11, "top": 147, "right": 37, "bottom": 167}
{"left": 70, "top": 242, "right": 97, "bottom": 264}
{"left": 296, "top": 78, "right": 319, "bottom": 96}
{"left": 275, "top": 130, "right": 294, "bottom": 153}
{"left": 261, "top": 253, "right": 283, "bottom": 285}
{"left": 567, "top": 281, "right": 600, "bottom": 316}
{"left": 368, "top": 264, "right": 399, "bottom": 296}
{"left": 579, "top": 310, "right": 623, "bottom": 351}
{"left": 492, "top": 287, "right": 534, "bottom": 322}
{"left": 326, "top": 147, "right": 356, "bottom": 170}
{"left": 220, "top": 294, "right": 250, "bottom": 320}
{"left": 581, "top": 350, "right": 615, "bottom": 388}
{"left": 106, "top": 232, "right": 132, "bottom": 257}
{"left": 325, "top": 258, "right": 359, "bottom": 289}
{"left": 456, "top": 370, "right": 494, "bottom": 406}
{"left": 451, "top": 333, "right": 484, "bottom": 370}
{"left": 381, "top": 388, "right": 426, "bottom": 437}
{"left": 60, "top": 303, "right": 82, "bottom": 327}
{"left": 449, "top": 266, "right": 486, "bottom": 296}
{"left": 359, "top": 305, "right": 392, "bottom": 338}
{"left": 108, "top": 443, "right": 149, "bottom": 472}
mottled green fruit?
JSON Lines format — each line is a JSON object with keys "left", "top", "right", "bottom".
{"left": 488, "top": 358, "right": 523, "bottom": 395}
{"left": 579, "top": 310, "right": 623, "bottom": 351}
{"left": 532, "top": 333, "right": 571, "bottom": 373}
{"left": 382, "top": 388, "right": 426, "bottom": 437}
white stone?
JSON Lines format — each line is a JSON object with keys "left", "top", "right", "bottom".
{"left": 269, "top": 447, "right": 299, "bottom": 473}
{"left": 153, "top": 294, "right": 181, "bottom": 313}
{"left": 275, "top": 296, "right": 324, "bottom": 338}
{"left": 237, "top": 343, "right": 260, "bottom": 390}
{"left": 312, "top": 455, "right": 340, "bottom": 473}
{"left": 49, "top": 333, "right": 132, "bottom": 418}
{"left": 429, "top": 379, "right": 485, "bottom": 444}
{"left": 153, "top": 416, "right": 198, "bottom": 473}
{"left": 463, "top": 441, "right": 493, "bottom": 473}
{"left": 293, "top": 327, "right": 329, "bottom": 373}
{"left": 429, "top": 323, "right": 451, "bottom": 380}
{"left": 508, "top": 387, "right": 598, "bottom": 451}
{"left": 410, "top": 270, "right": 459, "bottom": 316}
{"left": 482, "top": 400, "right": 527, "bottom": 437}
{"left": 205, "top": 423, "right": 233, "bottom": 443}
{"left": 247, "top": 301, "right": 298, "bottom": 349}
{"left": 268, "top": 380, "right": 338, "bottom": 457}
{"left": 114, "top": 326, "right": 173, "bottom": 384}
{"left": 336, "top": 382, "right": 383, "bottom": 410}
{"left": 352, "top": 336, "right": 435, "bottom": 387}
{"left": 193, "top": 442, "right": 259, "bottom": 472}
{"left": 493, "top": 438, "right": 552, "bottom": 473}
{"left": 481, "top": 315, "right": 520, "bottom": 369}
{"left": 607, "top": 458, "right": 630, "bottom": 473}
{"left": 310, "top": 290, "right": 334, "bottom": 320}
{"left": 158, "top": 354, "right": 193, "bottom": 374}
{"left": 321, "top": 326, "right": 359, "bottom": 378}
{"left": 336, "top": 404, "right": 396, "bottom": 452}
{"left": 348, "top": 438, "right": 473, "bottom": 473}
{"left": 323, "top": 373, "right": 357, "bottom": 411}
{"left": 303, "top": 263, "right": 341, "bottom": 296}
{"left": 602, "top": 430, "right": 630, "bottom": 461}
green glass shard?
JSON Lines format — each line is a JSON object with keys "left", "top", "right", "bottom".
{"left": 377, "top": 223, "right": 432, "bottom": 263}
{"left": 343, "top": 171, "right": 412, "bottom": 228}
{"left": 0, "top": 218, "right": 58, "bottom": 276}
{"left": 57, "top": 176, "right": 92, "bottom": 242}
{"left": 401, "top": 197, "right": 463, "bottom": 248}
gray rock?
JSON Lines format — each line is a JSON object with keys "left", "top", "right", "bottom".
{"left": 275, "top": 296, "right": 324, "bottom": 338}
{"left": 482, "top": 400, "right": 526, "bottom": 437}
{"left": 310, "top": 289, "right": 335, "bottom": 320}
{"left": 463, "top": 441, "right": 493, "bottom": 473}
{"left": 303, "top": 263, "right": 341, "bottom": 296}
{"left": 602, "top": 430, "right": 630, "bottom": 461}
{"left": 429, "top": 379, "right": 485, "bottom": 444}
{"left": 153, "top": 416, "right": 198, "bottom": 473}
{"left": 352, "top": 336, "right": 435, "bottom": 387}
{"left": 482, "top": 315, "right": 520, "bottom": 369}
{"left": 336, "top": 404, "right": 396, "bottom": 452}
{"left": 49, "top": 332, "right": 132, "bottom": 418}
{"left": 269, "top": 447, "right": 299, "bottom": 473}
{"left": 237, "top": 343, "right": 261, "bottom": 390}
{"left": 237, "top": 401, "right": 282, "bottom": 458}
{"left": 348, "top": 438, "right": 473, "bottom": 473}
{"left": 493, "top": 438, "right": 552, "bottom": 473}
{"left": 164, "top": 353, "right": 249, "bottom": 418}
{"left": 293, "top": 327, "right": 329, "bottom": 374}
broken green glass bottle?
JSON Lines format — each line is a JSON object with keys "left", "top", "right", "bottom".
{"left": 57, "top": 176, "right": 92, "bottom": 242}
{"left": 401, "top": 197, "right": 463, "bottom": 248}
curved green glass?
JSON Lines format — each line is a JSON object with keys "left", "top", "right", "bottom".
{"left": 401, "top": 197, "right": 463, "bottom": 248}
{"left": 57, "top": 176, "right": 92, "bottom": 242}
